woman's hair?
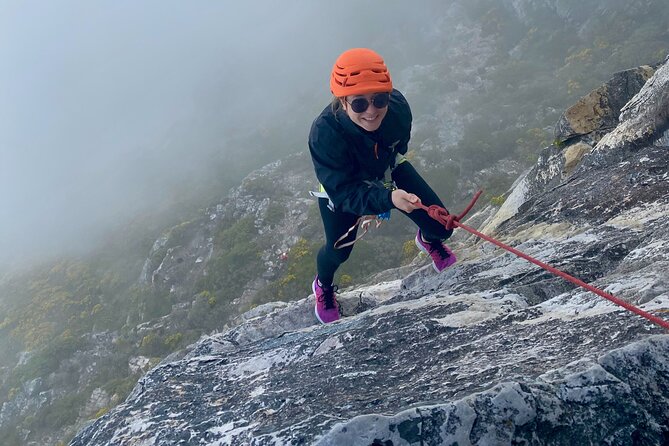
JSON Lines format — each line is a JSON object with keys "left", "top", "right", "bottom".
{"left": 331, "top": 96, "right": 343, "bottom": 115}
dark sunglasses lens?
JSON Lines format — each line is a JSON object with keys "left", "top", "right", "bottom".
{"left": 350, "top": 98, "right": 370, "bottom": 113}
{"left": 372, "top": 93, "right": 390, "bottom": 108}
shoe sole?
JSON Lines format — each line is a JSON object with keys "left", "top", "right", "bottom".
{"left": 313, "top": 280, "right": 324, "bottom": 324}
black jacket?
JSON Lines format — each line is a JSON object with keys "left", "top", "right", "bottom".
{"left": 308, "top": 89, "right": 412, "bottom": 215}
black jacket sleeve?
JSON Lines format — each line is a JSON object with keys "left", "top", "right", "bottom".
{"left": 390, "top": 92, "right": 411, "bottom": 156}
{"left": 309, "top": 119, "right": 393, "bottom": 215}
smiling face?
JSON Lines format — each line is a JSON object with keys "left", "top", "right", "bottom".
{"left": 341, "top": 93, "right": 389, "bottom": 132}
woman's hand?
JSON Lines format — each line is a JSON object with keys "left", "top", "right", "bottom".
{"left": 391, "top": 189, "right": 421, "bottom": 213}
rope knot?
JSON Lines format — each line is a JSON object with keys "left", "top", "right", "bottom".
{"left": 426, "top": 205, "right": 458, "bottom": 229}
{"left": 445, "top": 214, "right": 459, "bottom": 230}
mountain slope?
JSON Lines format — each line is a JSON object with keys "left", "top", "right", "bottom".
{"left": 70, "top": 56, "right": 669, "bottom": 445}
{"left": 2, "top": 3, "right": 668, "bottom": 444}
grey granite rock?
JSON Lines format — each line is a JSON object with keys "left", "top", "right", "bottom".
{"left": 70, "top": 57, "right": 669, "bottom": 446}
{"left": 554, "top": 66, "right": 655, "bottom": 145}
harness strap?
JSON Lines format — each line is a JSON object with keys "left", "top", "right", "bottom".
{"left": 333, "top": 215, "right": 384, "bottom": 249}
{"left": 308, "top": 190, "right": 334, "bottom": 211}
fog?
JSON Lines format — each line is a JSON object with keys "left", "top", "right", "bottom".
{"left": 0, "top": 1, "right": 437, "bottom": 268}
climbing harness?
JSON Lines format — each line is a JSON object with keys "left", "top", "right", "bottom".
{"left": 416, "top": 191, "right": 669, "bottom": 331}
{"left": 311, "top": 154, "right": 405, "bottom": 249}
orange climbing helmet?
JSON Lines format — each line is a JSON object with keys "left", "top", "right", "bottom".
{"left": 330, "top": 48, "right": 393, "bottom": 97}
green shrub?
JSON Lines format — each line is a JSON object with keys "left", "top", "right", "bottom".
{"left": 339, "top": 274, "right": 353, "bottom": 288}
{"left": 402, "top": 239, "right": 419, "bottom": 265}
{"left": 264, "top": 202, "right": 285, "bottom": 226}
{"left": 490, "top": 195, "right": 506, "bottom": 207}
{"left": 164, "top": 332, "right": 184, "bottom": 350}
{"left": 139, "top": 332, "right": 169, "bottom": 357}
{"left": 255, "top": 238, "right": 318, "bottom": 304}
{"left": 93, "top": 407, "right": 109, "bottom": 419}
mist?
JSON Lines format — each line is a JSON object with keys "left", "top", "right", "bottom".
{"left": 0, "top": 1, "right": 438, "bottom": 268}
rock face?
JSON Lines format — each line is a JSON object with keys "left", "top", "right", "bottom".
{"left": 480, "top": 59, "right": 667, "bottom": 238}
{"left": 318, "top": 337, "right": 669, "bottom": 446}
{"left": 553, "top": 65, "right": 655, "bottom": 145}
{"left": 71, "top": 59, "right": 669, "bottom": 445}
{"left": 595, "top": 54, "right": 669, "bottom": 155}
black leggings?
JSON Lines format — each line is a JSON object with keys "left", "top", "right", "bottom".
{"left": 316, "top": 161, "right": 452, "bottom": 285}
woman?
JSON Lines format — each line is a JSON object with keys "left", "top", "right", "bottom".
{"left": 308, "top": 48, "right": 456, "bottom": 324}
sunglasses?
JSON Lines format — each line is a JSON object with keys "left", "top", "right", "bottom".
{"left": 346, "top": 92, "right": 390, "bottom": 113}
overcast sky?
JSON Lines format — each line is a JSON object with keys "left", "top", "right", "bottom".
{"left": 0, "top": 1, "right": 439, "bottom": 268}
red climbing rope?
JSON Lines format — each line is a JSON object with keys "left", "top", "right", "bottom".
{"left": 416, "top": 191, "right": 669, "bottom": 331}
